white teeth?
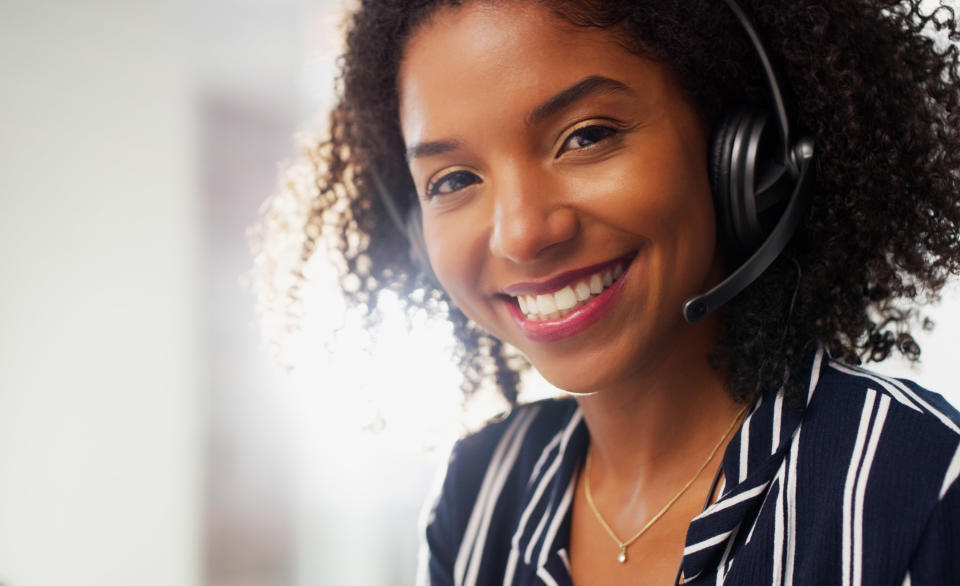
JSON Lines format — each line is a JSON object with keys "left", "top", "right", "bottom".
{"left": 536, "top": 293, "right": 557, "bottom": 315}
{"left": 574, "top": 281, "right": 591, "bottom": 301}
{"left": 525, "top": 295, "right": 538, "bottom": 314}
{"left": 555, "top": 286, "right": 577, "bottom": 311}
{"left": 514, "top": 259, "right": 631, "bottom": 320}
{"left": 589, "top": 274, "right": 603, "bottom": 294}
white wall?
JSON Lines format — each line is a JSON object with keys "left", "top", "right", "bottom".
{"left": 0, "top": 3, "right": 200, "bottom": 585}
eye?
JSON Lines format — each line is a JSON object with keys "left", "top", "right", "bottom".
{"left": 558, "top": 124, "right": 618, "bottom": 156}
{"left": 426, "top": 169, "right": 481, "bottom": 198}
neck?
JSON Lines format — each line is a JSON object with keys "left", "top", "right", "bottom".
{"left": 574, "top": 318, "right": 742, "bottom": 493}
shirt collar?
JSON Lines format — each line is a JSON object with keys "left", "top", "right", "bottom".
{"left": 508, "top": 401, "right": 586, "bottom": 585}
{"left": 679, "top": 345, "right": 827, "bottom": 581}
{"left": 507, "top": 345, "right": 829, "bottom": 584}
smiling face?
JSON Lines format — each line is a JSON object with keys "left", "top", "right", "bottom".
{"left": 399, "top": 1, "right": 724, "bottom": 394}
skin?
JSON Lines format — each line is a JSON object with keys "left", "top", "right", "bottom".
{"left": 399, "top": 2, "right": 744, "bottom": 583}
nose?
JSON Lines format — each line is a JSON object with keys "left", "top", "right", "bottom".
{"left": 488, "top": 173, "right": 579, "bottom": 264}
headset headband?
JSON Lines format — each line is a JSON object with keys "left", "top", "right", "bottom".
{"left": 722, "top": 0, "right": 795, "bottom": 172}
{"left": 682, "top": 0, "right": 814, "bottom": 322}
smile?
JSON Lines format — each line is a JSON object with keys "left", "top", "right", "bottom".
{"left": 515, "top": 263, "right": 625, "bottom": 320}
{"left": 501, "top": 252, "right": 637, "bottom": 342}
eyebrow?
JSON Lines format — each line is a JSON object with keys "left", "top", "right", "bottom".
{"left": 406, "top": 138, "right": 465, "bottom": 161}
{"left": 526, "top": 75, "right": 633, "bottom": 127}
{"left": 405, "top": 75, "right": 633, "bottom": 161}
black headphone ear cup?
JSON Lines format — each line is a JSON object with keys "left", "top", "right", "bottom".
{"left": 711, "top": 108, "right": 787, "bottom": 258}
{"left": 709, "top": 109, "right": 748, "bottom": 255}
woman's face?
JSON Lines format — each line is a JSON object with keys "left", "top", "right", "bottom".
{"left": 399, "top": 2, "right": 723, "bottom": 394}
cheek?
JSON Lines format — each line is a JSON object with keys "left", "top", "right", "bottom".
{"left": 568, "top": 128, "right": 714, "bottom": 237}
{"left": 600, "top": 162, "right": 715, "bottom": 246}
{"left": 423, "top": 222, "right": 456, "bottom": 290}
{"left": 597, "top": 150, "right": 718, "bottom": 293}
{"left": 648, "top": 178, "right": 720, "bottom": 297}
{"left": 423, "top": 215, "right": 488, "bottom": 310}
{"left": 644, "top": 173, "right": 717, "bottom": 261}
{"left": 644, "top": 140, "right": 714, "bottom": 241}
{"left": 643, "top": 142, "right": 713, "bottom": 222}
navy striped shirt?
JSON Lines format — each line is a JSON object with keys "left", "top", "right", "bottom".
{"left": 416, "top": 347, "right": 960, "bottom": 585}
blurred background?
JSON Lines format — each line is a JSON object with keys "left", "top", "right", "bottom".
{"left": 1, "top": 1, "right": 959, "bottom": 585}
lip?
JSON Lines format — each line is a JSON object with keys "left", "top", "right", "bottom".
{"left": 503, "top": 253, "right": 636, "bottom": 342}
{"left": 502, "top": 252, "right": 637, "bottom": 296}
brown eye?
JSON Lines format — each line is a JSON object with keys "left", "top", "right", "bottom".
{"left": 427, "top": 169, "right": 481, "bottom": 198}
{"left": 558, "top": 125, "right": 618, "bottom": 156}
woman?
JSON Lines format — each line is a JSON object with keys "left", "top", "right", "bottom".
{"left": 255, "top": 0, "right": 960, "bottom": 583}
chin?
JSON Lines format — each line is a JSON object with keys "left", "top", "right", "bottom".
{"left": 527, "top": 352, "right": 635, "bottom": 397}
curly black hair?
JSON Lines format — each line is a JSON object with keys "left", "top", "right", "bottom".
{"left": 252, "top": 0, "right": 960, "bottom": 408}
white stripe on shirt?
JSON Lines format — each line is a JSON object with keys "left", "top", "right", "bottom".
{"left": 684, "top": 528, "right": 738, "bottom": 555}
{"left": 940, "top": 442, "right": 960, "bottom": 499}
{"left": 527, "top": 431, "right": 562, "bottom": 488}
{"left": 853, "top": 394, "right": 891, "bottom": 586}
{"left": 784, "top": 428, "right": 802, "bottom": 586}
{"left": 456, "top": 406, "right": 538, "bottom": 586}
{"left": 504, "top": 410, "right": 583, "bottom": 583}
{"left": 772, "top": 391, "right": 784, "bottom": 455}
{"left": 772, "top": 464, "right": 787, "bottom": 586}
{"left": 417, "top": 443, "right": 456, "bottom": 586}
{"left": 842, "top": 390, "right": 877, "bottom": 586}
{"left": 830, "top": 363, "right": 921, "bottom": 413}
{"left": 534, "top": 474, "right": 577, "bottom": 586}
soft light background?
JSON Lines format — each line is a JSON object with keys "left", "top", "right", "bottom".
{"left": 1, "top": 1, "right": 958, "bottom": 586}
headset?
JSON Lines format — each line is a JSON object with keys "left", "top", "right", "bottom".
{"left": 374, "top": 0, "right": 815, "bottom": 324}
{"left": 684, "top": 0, "right": 815, "bottom": 323}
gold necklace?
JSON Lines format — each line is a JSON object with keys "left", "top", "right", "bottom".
{"left": 583, "top": 404, "right": 748, "bottom": 564}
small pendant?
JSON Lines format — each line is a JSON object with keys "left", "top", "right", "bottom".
{"left": 617, "top": 545, "right": 627, "bottom": 564}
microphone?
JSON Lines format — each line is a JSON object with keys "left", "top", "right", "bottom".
{"left": 682, "top": 138, "right": 814, "bottom": 323}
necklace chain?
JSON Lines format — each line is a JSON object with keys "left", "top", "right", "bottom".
{"left": 583, "top": 404, "right": 748, "bottom": 564}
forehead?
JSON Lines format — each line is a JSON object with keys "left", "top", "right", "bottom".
{"left": 398, "top": 2, "right": 677, "bottom": 146}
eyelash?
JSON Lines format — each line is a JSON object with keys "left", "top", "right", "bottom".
{"left": 424, "top": 123, "right": 620, "bottom": 198}
{"left": 557, "top": 124, "right": 619, "bottom": 157}
{"left": 426, "top": 169, "right": 481, "bottom": 198}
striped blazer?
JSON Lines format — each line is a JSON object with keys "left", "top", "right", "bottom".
{"left": 416, "top": 347, "right": 960, "bottom": 585}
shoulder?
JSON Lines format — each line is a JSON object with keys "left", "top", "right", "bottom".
{"left": 458, "top": 396, "right": 580, "bottom": 452}
{"left": 715, "top": 358, "right": 960, "bottom": 583}
{"left": 443, "top": 396, "right": 580, "bottom": 501}
{"left": 423, "top": 396, "right": 580, "bottom": 522}
{"left": 813, "top": 358, "right": 960, "bottom": 444}
{"left": 803, "top": 361, "right": 960, "bottom": 578}
{"left": 417, "top": 397, "right": 580, "bottom": 584}
{"left": 803, "top": 357, "right": 960, "bottom": 515}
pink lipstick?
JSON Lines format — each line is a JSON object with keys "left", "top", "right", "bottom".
{"left": 503, "top": 253, "right": 636, "bottom": 342}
